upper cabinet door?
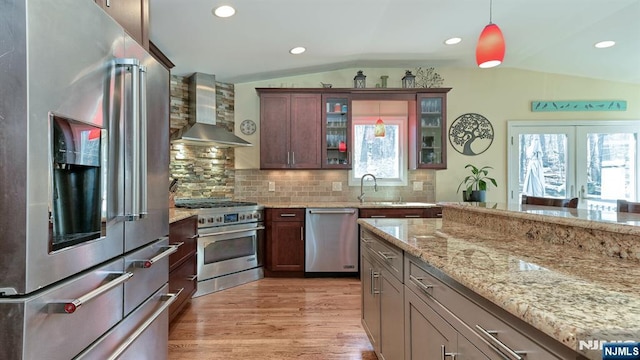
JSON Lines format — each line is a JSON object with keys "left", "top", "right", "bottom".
{"left": 289, "top": 94, "right": 322, "bottom": 169}
{"left": 414, "top": 93, "right": 447, "bottom": 169}
{"left": 322, "top": 94, "right": 352, "bottom": 169}
{"left": 259, "top": 93, "right": 291, "bottom": 169}
{"left": 95, "top": 0, "right": 149, "bottom": 49}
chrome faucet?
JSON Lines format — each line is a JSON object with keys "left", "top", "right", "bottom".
{"left": 358, "top": 173, "right": 378, "bottom": 203}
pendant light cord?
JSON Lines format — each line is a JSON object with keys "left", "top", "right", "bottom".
{"left": 489, "top": 0, "right": 493, "bottom": 24}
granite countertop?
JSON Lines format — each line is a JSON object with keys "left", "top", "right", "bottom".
{"left": 169, "top": 208, "right": 197, "bottom": 223}
{"left": 445, "top": 201, "right": 640, "bottom": 236}
{"left": 169, "top": 202, "right": 439, "bottom": 223}
{"left": 259, "top": 201, "right": 440, "bottom": 209}
{"left": 358, "top": 214, "right": 640, "bottom": 359}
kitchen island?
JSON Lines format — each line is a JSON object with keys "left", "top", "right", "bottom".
{"left": 358, "top": 202, "right": 640, "bottom": 360}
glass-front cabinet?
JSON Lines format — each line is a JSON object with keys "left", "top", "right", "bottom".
{"left": 416, "top": 93, "right": 447, "bottom": 169}
{"left": 322, "top": 94, "right": 351, "bottom": 168}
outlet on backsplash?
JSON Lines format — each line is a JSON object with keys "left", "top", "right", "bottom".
{"left": 332, "top": 182, "right": 342, "bottom": 191}
{"left": 413, "top": 181, "right": 423, "bottom": 191}
{"left": 268, "top": 182, "right": 276, "bottom": 191}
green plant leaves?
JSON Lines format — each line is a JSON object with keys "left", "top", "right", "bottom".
{"left": 457, "top": 164, "right": 497, "bottom": 193}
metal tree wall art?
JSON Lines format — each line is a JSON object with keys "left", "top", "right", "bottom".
{"left": 414, "top": 67, "right": 444, "bottom": 88}
{"left": 448, "top": 113, "right": 494, "bottom": 155}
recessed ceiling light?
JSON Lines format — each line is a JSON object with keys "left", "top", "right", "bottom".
{"left": 594, "top": 40, "right": 615, "bottom": 48}
{"left": 289, "top": 47, "right": 306, "bottom": 55}
{"left": 213, "top": 5, "right": 236, "bottom": 18}
{"left": 444, "top": 37, "right": 462, "bottom": 45}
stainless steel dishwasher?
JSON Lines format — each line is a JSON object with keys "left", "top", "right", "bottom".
{"left": 305, "top": 208, "right": 359, "bottom": 274}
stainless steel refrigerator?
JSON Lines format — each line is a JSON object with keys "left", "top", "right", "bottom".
{"left": 0, "top": 0, "right": 173, "bottom": 358}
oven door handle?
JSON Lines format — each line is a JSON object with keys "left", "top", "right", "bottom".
{"left": 199, "top": 225, "right": 265, "bottom": 238}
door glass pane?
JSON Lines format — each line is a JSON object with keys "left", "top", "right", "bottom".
{"left": 325, "top": 97, "right": 349, "bottom": 166}
{"left": 204, "top": 235, "right": 255, "bottom": 263}
{"left": 518, "top": 133, "right": 569, "bottom": 199}
{"left": 419, "top": 97, "right": 443, "bottom": 165}
{"left": 583, "top": 133, "right": 636, "bottom": 210}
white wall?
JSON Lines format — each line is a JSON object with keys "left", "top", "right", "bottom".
{"left": 234, "top": 67, "right": 640, "bottom": 203}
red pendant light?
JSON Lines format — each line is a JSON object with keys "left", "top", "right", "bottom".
{"left": 374, "top": 119, "right": 385, "bottom": 137}
{"left": 475, "top": 0, "right": 505, "bottom": 68}
{"left": 88, "top": 128, "right": 101, "bottom": 140}
{"left": 374, "top": 103, "right": 385, "bottom": 137}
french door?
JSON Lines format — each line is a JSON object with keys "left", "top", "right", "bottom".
{"left": 508, "top": 121, "right": 640, "bottom": 210}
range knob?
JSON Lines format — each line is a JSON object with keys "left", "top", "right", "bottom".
{"left": 207, "top": 218, "right": 214, "bottom": 223}
{"left": 239, "top": 214, "right": 245, "bottom": 221}
{"left": 198, "top": 218, "right": 206, "bottom": 224}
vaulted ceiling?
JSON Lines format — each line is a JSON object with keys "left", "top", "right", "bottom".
{"left": 150, "top": 0, "right": 640, "bottom": 84}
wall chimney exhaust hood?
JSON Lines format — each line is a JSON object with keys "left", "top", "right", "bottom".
{"left": 170, "top": 72, "right": 252, "bottom": 147}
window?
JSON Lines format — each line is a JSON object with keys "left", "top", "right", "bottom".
{"left": 349, "top": 116, "right": 408, "bottom": 186}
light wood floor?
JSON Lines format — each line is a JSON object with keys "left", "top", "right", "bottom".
{"left": 168, "top": 277, "right": 377, "bottom": 360}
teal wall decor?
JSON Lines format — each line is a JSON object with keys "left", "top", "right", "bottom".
{"left": 531, "top": 100, "right": 627, "bottom": 112}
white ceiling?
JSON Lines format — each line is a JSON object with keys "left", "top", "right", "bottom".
{"left": 149, "top": 0, "right": 640, "bottom": 84}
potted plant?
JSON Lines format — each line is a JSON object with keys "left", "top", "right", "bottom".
{"left": 457, "top": 164, "right": 498, "bottom": 202}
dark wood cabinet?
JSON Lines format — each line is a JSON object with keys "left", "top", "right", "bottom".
{"left": 168, "top": 215, "right": 197, "bottom": 324}
{"left": 265, "top": 208, "right": 305, "bottom": 275}
{"left": 359, "top": 206, "right": 442, "bottom": 219}
{"left": 413, "top": 93, "right": 448, "bottom": 169}
{"left": 258, "top": 92, "right": 321, "bottom": 169}
{"left": 94, "top": 0, "right": 149, "bottom": 49}
{"left": 149, "top": 41, "right": 175, "bottom": 71}
{"left": 257, "top": 88, "right": 451, "bottom": 170}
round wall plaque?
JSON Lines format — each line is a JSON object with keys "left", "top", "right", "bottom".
{"left": 448, "top": 113, "right": 494, "bottom": 155}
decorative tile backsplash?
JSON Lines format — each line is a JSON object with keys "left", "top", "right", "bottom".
{"left": 234, "top": 169, "right": 436, "bottom": 203}
{"left": 169, "top": 75, "right": 236, "bottom": 199}
{"left": 169, "top": 74, "right": 437, "bottom": 201}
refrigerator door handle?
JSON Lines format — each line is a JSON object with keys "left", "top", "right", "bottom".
{"left": 129, "top": 60, "right": 141, "bottom": 220}
{"left": 138, "top": 65, "right": 148, "bottom": 218}
{"left": 114, "top": 58, "right": 143, "bottom": 221}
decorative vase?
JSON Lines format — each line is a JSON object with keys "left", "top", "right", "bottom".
{"left": 380, "top": 75, "right": 388, "bottom": 88}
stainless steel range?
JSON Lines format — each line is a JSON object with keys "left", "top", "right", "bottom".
{"left": 175, "top": 199, "right": 264, "bottom": 297}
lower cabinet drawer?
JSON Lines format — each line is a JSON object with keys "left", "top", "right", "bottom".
{"left": 76, "top": 284, "right": 173, "bottom": 360}
{"left": 169, "top": 253, "right": 197, "bottom": 322}
{"left": 124, "top": 238, "right": 170, "bottom": 316}
{"left": 21, "top": 258, "right": 126, "bottom": 360}
{"left": 405, "top": 255, "right": 566, "bottom": 360}
{"left": 361, "top": 229, "right": 403, "bottom": 282}
{"left": 169, "top": 215, "right": 198, "bottom": 272}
